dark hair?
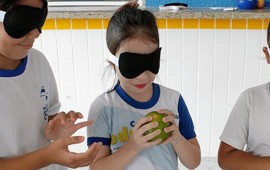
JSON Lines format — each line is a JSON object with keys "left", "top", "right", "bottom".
{"left": 106, "top": 1, "right": 159, "bottom": 55}
{"left": 267, "top": 22, "right": 270, "bottom": 47}
{"left": 0, "top": 0, "right": 17, "bottom": 11}
{"left": 0, "top": 0, "right": 47, "bottom": 11}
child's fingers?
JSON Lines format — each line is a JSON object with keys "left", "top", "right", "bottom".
{"left": 74, "top": 120, "right": 93, "bottom": 130}
{"left": 68, "top": 111, "right": 83, "bottom": 121}
{"left": 133, "top": 116, "right": 152, "bottom": 130}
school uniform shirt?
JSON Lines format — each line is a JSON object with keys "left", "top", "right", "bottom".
{"left": 0, "top": 49, "right": 66, "bottom": 170}
{"left": 220, "top": 82, "right": 270, "bottom": 156}
{"left": 87, "top": 83, "right": 196, "bottom": 170}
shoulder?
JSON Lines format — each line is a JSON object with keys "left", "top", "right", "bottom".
{"left": 90, "top": 91, "right": 118, "bottom": 107}
{"left": 157, "top": 84, "right": 180, "bottom": 94}
{"left": 27, "top": 48, "right": 50, "bottom": 67}
{"left": 157, "top": 83, "right": 181, "bottom": 99}
{"left": 241, "top": 82, "right": 269, "bottom": 100}
{"left": 28, "top": 48, "right": 46, "bottom": 59}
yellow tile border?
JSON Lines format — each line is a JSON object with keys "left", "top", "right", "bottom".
{"left": 167, "top": 18, "right": 182, "bottom": 29}
{"left": 216, "top": 19, "right": 231, "bottom": 29}
{"left": 87, "top": 19, "right": 103, "bottom": 29}
{"left": 103, "top": 19, "right": 110, "bottom": 29}
{"left": 71, "top": 19, "right": 87, "bottom": 29}
{"left": 43, "top": 19, "right": 56, "bottom": 30}
{"left": 263, "top": 19, "right": 270, "bottom": 30}
{"left": 183, "top": 19, "right": 199, "bottom": 29}
{"left": 43, "top": 18, "right": 266, "bottom": 30}
{"left": 248, "top": 19, "right": 262, "bottom": 29}
{"left": 232, "top": 19, "right": 247, "bottom": 29}
{"left": 157, "top": 18, "right": 167, "bottom": 29}
{"left": 56, "top": 19, "right": 71, "bottom": 29}
{"left": 200, "top": 19, "right": 214, "bottom": 29}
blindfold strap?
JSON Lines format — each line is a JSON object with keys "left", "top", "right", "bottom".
{"left": 108, "top": 54, "right": 119, "bottom": 67}
{"left": 0, "top": 10, "right": 6, "bottom": 22}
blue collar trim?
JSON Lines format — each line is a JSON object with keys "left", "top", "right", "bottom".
{"left": 116, "top": 83, "right": 160, "bottom": 109}
{"left": 0, "top": 56, "right": 28, "bottom": 77}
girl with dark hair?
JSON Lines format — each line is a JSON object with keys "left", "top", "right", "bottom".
{"left": 87, "top": 1, "right": 201, "bottom": 170}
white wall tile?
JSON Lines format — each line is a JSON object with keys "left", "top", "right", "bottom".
{"left": 167, "top": 29, "right": 182, "bottom": 47}
{"left": 199, "top": 46, "right": 215, "bottom": 62}
{"left": 60, "top": 76, "right": 75, "bottom": 90}
{"left": 198, "top": 77, "right": 213, "bottom": 91}
{"left": 212, "top": 91, "right": 228, "bottom": 105}
{"left": 182, "top": 77, "right": 197, "bottom": 91}
{"left": 229, "top": 62, "right": 245, "bottom": 76}
{"left": 215, "top": 30, "right": 231, "bottom": 46}
{"left": 214, "top": 61, "right": 229, "bottom": 76}
{"left": 198, "top": 106, "right": 212, "bottom": 120}
{"left": 182, "top": 61, "right": 198, "bottom": 77}
{"left": 41, "top": 30, "right": 57, "bottom": 45}
{"left": 199, "top": 30, "right": 215, "bottom": 46}
{"left": 167, "top": 76, "right": 182, "bottom": 92}
{"left": 72, "top": 30, "right": 88, "bottom": 45}
{"left": 167, "top": 60, "right": 182, "bottom": 76}
{"left": 246, "top": 30, "right": 262, "bottom": 45}
{"left": 57, "top": 44, "right": 74, "bottom": 62}
{"left": 59, "top": 61, "right": 75, "bottom": 76}
{"left": 230, "top": 30, "right": 246, "bottom": 45}
{"left": 183, "top": 29, "right": 199, "bottom": 45}
{"left": 199, "top": 62, "right": 214, "bottom": 76}
{"left": 73, "top": 44, "right": 89, "bottom": 61}
{"left": 214, "top": 45, "right": 230, "bottom": 62}
{"left": 198, "top": 91, "right": 212, "bottom": 105}
{"left": 56, "top": 30, "right": 72, "bottom": 45}
{"left": 230, "top": 45, "right": 245, "bottom": 62}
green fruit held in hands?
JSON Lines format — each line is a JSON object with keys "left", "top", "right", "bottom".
{"left": 144, "top": 111, "right": 170, "bottom": 143}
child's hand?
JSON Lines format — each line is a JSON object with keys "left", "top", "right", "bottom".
{"left": 157, "top": 109, "right": 182, "bottom": 145}
{"left": 45, "top": 111, "right": 92, "bottom": 140}
{"left": 46, "top": 136, "right": 102, "bottom": 168}
{"left": 128, "top": 116, "right": 162, "bottom": 153}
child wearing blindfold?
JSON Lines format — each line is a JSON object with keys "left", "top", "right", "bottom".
{"left": 87, "top": 1, "right": 201, "bottom": 169}
{"left": 218, "top": 22, "right": 270, "bottom": 169}
{"left": 0, "top": 0, "right": 101, "bottom": 169}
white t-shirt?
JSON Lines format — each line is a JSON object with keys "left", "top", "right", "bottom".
{"left": 220, "top": 82, "right": 270, "bottom": 156}
{"left": 87, "top": 83, "right": 196, "bottom": 170}
{"left": 0, "top": 49, "right": 66, "bottom": 170}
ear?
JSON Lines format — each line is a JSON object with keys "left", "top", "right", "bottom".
{"left": 262, "top": 47, "right": 270, "bottom": 64}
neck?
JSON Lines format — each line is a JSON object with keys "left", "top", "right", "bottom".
{"left": 0, "top": 55, "right": 21, "bottom": 70}
{"left": 124, "top": 84, "right": 153, "bottom": 102}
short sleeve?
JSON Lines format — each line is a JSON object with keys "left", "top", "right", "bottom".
{"left": 219, "top": 92, "right": 249, "bottom": 150}
{"left": 87, "top": 97, "right": 111, "bottom": 146}
{"left": 178, "top": 95, "right": 196, "bottom": 140}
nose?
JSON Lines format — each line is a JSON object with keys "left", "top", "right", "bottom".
{"left": 25, "top": 28, "right": 41, "bottom": 39}
{"left": 135, "top": 71, "right": 149, "bottom": 80}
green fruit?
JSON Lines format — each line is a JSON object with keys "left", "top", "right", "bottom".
{"left": 144, "top": 111, "right": 170, "bottom": 143}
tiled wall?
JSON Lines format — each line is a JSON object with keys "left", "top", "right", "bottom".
{"left": 34, "top": 18, "right": 270, "bottom": 169}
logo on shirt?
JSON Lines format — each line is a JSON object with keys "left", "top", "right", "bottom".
{"left": 40, "top": 86, "right": 49, "bottom": 120}
{"left": 111, "top": 120, "right": 136, "bottom": 149}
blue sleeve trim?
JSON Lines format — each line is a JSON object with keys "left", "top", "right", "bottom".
{"left": 87, "top": 137, "right": 111, "bottom": 146}
{"left": 178, "top": 95, "right": 196, "bottom": 140}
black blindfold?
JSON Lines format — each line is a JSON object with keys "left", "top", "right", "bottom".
{"left": 0, "top": 2, "right": 47, "bottom": 38}
{"left": 108, "top": 48, "right": 161, "bottom": 79}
